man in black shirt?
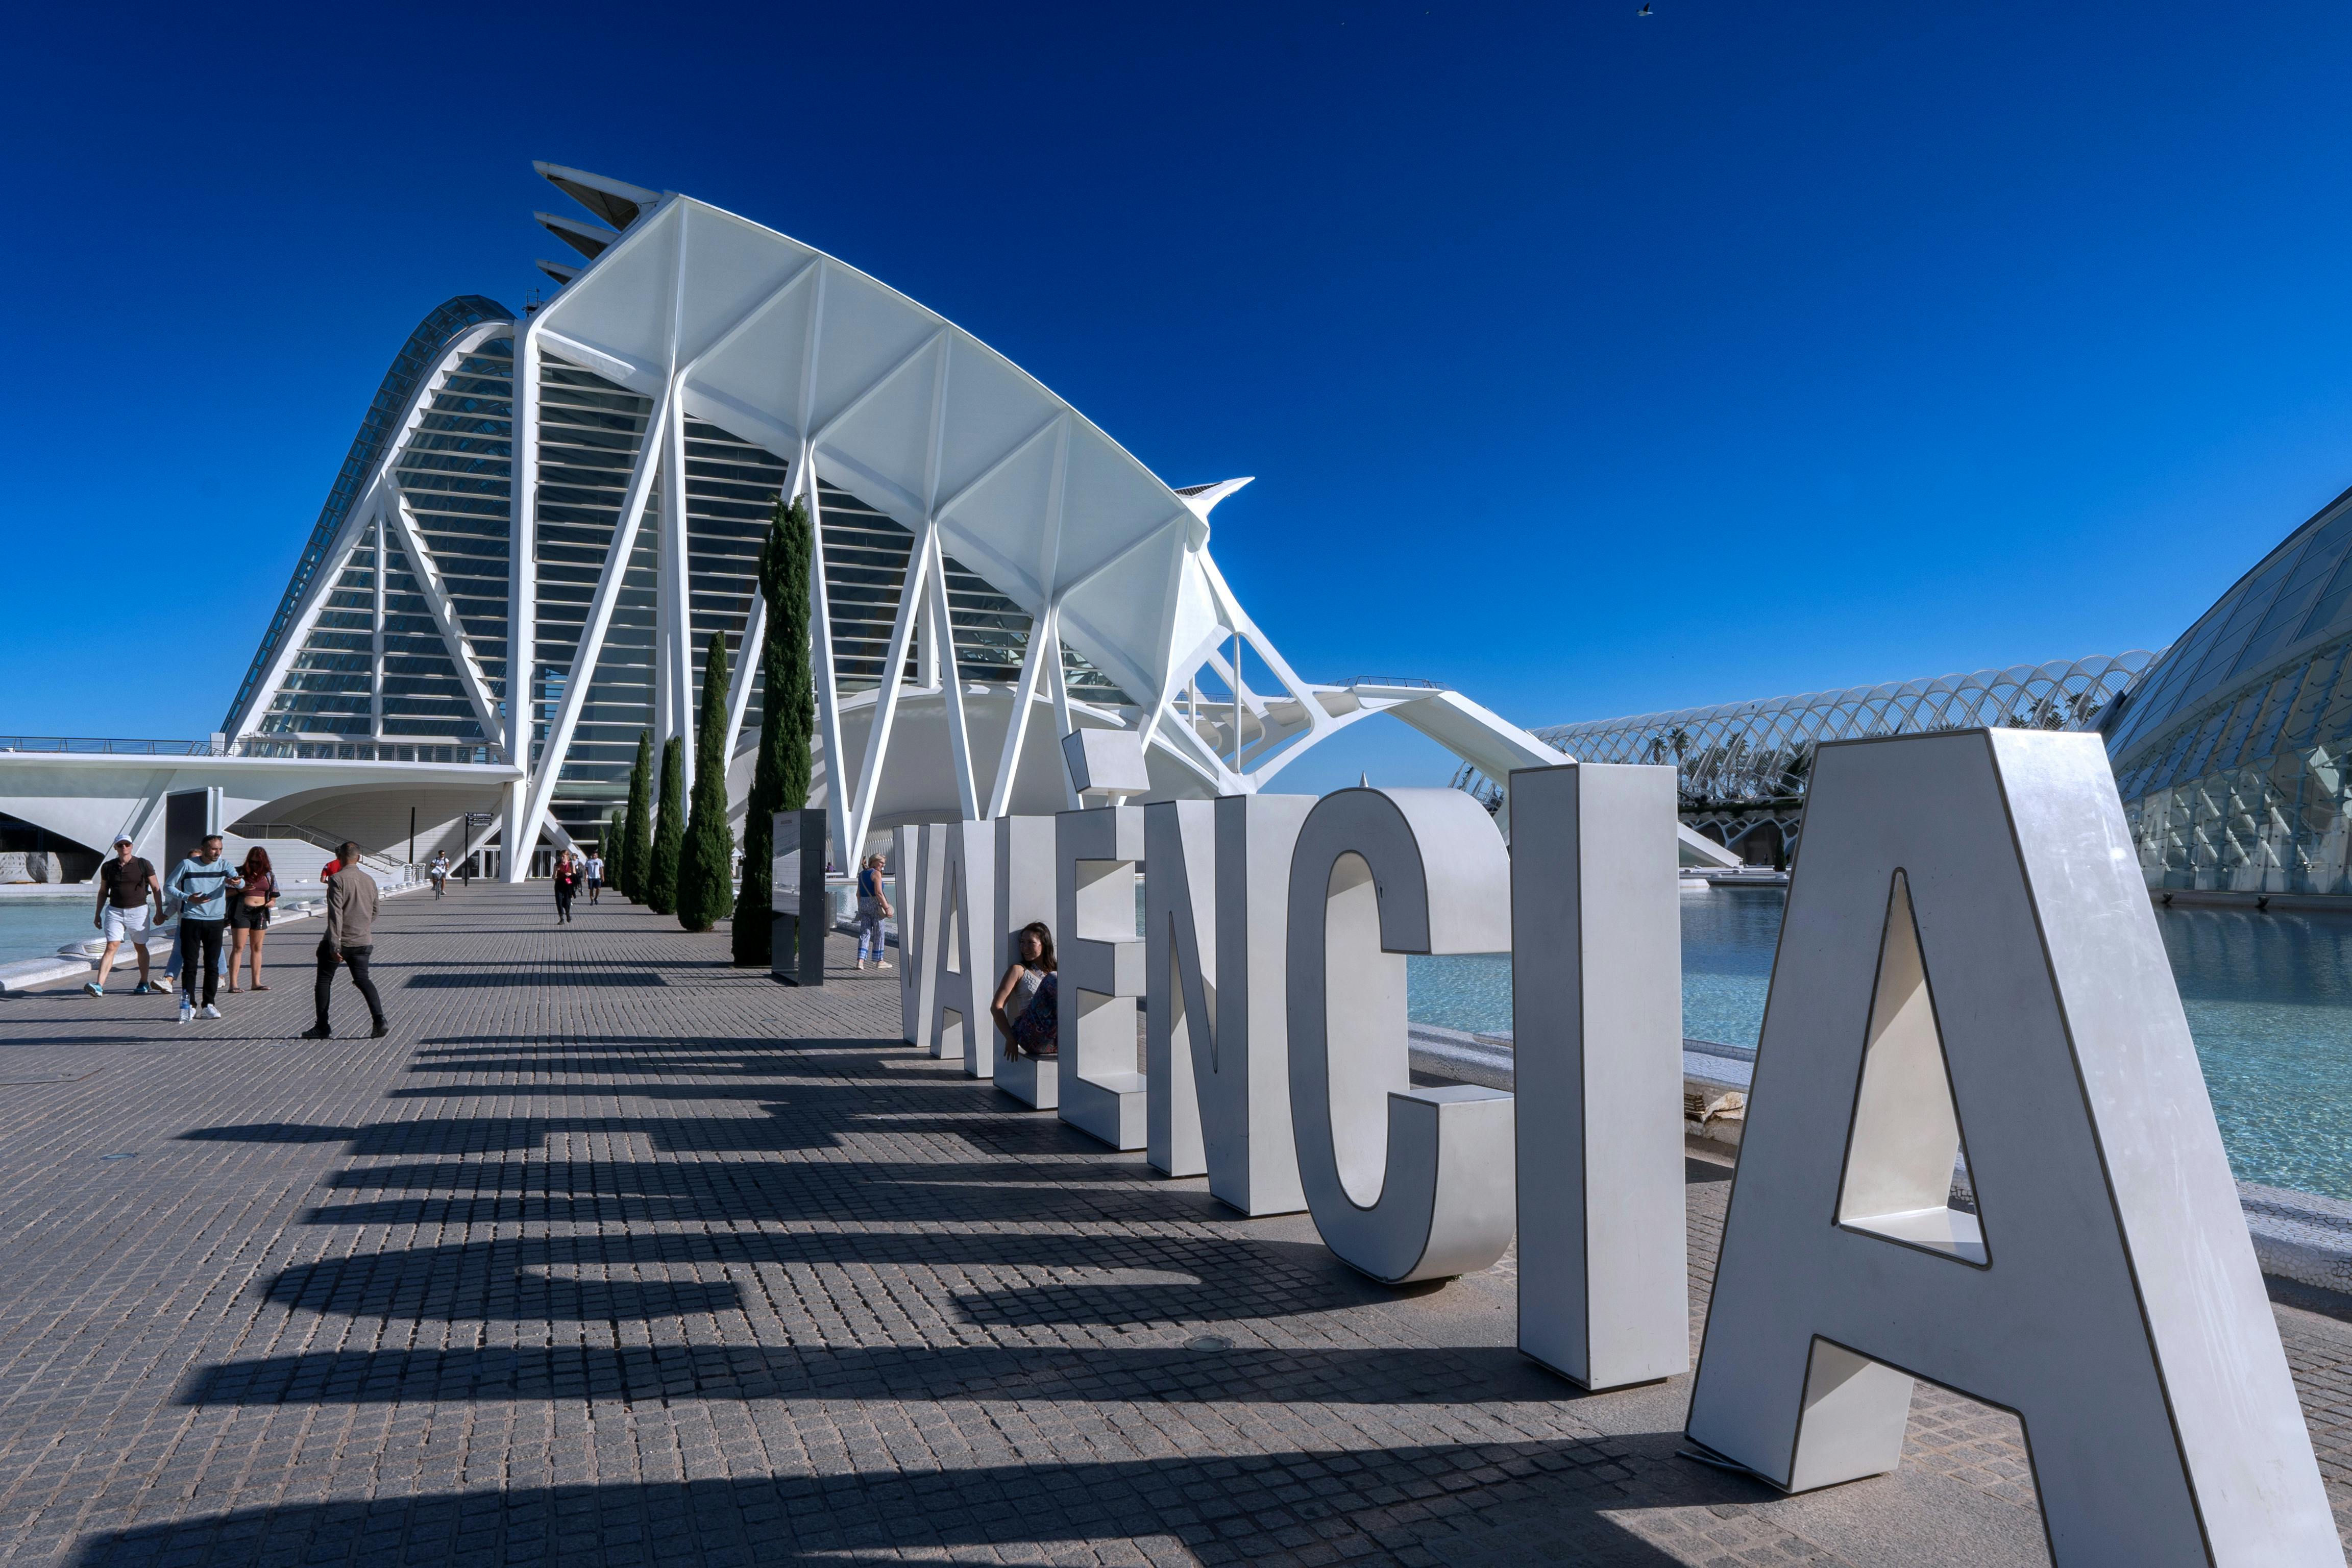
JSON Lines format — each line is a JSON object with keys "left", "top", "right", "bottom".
{"left": 87, "top": 834, "right": 161, "bottom": 996}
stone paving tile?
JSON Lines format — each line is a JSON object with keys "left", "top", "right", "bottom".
{"left": 0, "top": 883, "right": 2344, "bottom": 1565}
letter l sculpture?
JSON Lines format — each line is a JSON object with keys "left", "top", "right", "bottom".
{"left": 1510, "top": 762, "right": 1689, "bottom": 1390}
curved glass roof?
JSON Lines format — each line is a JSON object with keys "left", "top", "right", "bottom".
{"left": 2105, "top": 481, "right": 2352, "bottom": 767}
{"left": 1539, "top": 654, "right": 2154, "bottom": 809}
{"left": 223, "top": 293, "right": 513, "bottom": 734}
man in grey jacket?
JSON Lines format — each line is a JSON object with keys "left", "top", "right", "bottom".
{"left": 303, "top": 845, "right": 387, "bottom": 1040}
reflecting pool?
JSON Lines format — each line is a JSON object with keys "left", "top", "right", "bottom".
{"left": 1407, "top": 887, "right": 2352, "bottom": 1200}
{"left": 0, "top": 899, "right": 101, "bottom": 966}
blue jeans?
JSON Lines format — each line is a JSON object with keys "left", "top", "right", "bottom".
{"left": 856, "top": 910, "right": 886, "bottom": 962}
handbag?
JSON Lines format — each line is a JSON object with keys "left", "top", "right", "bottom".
{"left": 1011, "top": 973, "right": 1059, "bottom": 1055}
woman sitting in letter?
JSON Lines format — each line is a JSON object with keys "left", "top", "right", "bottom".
{"left": 991, "top": 921, "right": 1059, "bottom": 1058}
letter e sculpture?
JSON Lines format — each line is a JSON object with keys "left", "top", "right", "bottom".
{"left": 1058, "top": 805, "right": 1148, "bottom": 1148}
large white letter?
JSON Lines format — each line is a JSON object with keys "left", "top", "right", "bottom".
{"left": 990, "top": 814, "right": 1058, "bottom": 1104}
{"left": 894, "top": 822, "right": 945, "bottom": 1049}
{"left": 928, "top": 820, "right": 995, "bottom": 1069}
{"left": 1285, "top": 787, "right": 1513, "bottom": 1284}
{"left": 1685, "top": 730, "right": 2339, "bottom": 1566}
{"left": 1058, "top": 805, "right": 1147, "bottom": 1148}
{"left": 1510, "top": 762, "right": 1688, "bottom": 1391}
{"left": 1145, "top": 793, "right": 1311, "bottom": 1215}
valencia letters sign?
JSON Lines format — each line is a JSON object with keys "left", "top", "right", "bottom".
{"left": 885, "top": 732, "right": 2340, "bottom": 1566}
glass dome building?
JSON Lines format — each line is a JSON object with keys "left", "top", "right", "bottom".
{"left": 2105, "top": 482, "right": 2352, "bottom": 893}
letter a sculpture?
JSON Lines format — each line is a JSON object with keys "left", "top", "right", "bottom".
{"left": 1686, "top": 730, "right": 2340, "bottom": 1565}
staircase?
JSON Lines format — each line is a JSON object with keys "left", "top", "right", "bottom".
{"left": 224, "top": 826, "right": 412, "bottom": 894}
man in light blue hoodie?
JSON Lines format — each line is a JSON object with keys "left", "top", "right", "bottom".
{"left": 166, "top": 835, "right": 239, "bottom": 1022}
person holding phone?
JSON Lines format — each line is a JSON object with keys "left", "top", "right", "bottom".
{"left": 227, "top": 845, "right": 279, "bottom": 993}
{"left": 165, "top": 834, "right": 239, "bottom": 1021}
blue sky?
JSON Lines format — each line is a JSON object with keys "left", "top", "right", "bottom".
{"left": 7, "top": 2, "right": 2352, "bottom": 793}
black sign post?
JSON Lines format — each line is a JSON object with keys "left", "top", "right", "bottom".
{"left": 772, "top": 809, "right": 830, "bottom": 986}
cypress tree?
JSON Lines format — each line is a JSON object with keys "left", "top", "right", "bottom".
{"left": 606, "top": 806, "right": 629, "bottom": 898}
{"left": 648, "top": 736, "right": 684, "bottom": 916}
{"left": 677, "top": 631, "right": 736, "bottom": 932}
{"left": 734, "top": 493, "right": 815, "bottom": 966}
{"left": 621, "top": 729, "right": 654, "bottom": 900}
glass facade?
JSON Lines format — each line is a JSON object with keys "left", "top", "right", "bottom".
{"left": 1537, "top": 655, "right": 2152, "bottom": 811}
{"left": 225, "top": 295, "right": 512, "bottom": 733}
{"left": 2106, "top": 483, "right": 2352, "bottom": 892}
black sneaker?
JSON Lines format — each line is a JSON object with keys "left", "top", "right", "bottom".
{"left": 370, "top": 1021, "right": 389, "bottom": 1039}
{"left": 299, "top": 1026, "right": 333, "bottom": 1041}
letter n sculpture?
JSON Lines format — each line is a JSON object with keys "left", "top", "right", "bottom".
{"left": 1685, "top": 730, "right": 2341, "bottom": 1566}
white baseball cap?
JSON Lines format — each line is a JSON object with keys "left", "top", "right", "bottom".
{"left": 112, "top": 834, "right": 134, "bottom": 846}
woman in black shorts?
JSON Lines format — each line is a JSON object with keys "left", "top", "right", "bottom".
{"left": 227, "top": 846, "right": 279, "bottom": 993}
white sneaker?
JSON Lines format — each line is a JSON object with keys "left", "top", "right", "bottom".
{"left": 178, "top": 1005, "right": 193, "bottom": 1024}
{"left": 154, "top": 975, "right": 175, "bottom": 993}
{"left": 201, "top": 1004, "right": 221, "bottom": 1019}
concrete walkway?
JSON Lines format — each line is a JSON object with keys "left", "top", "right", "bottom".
{"left": 0, "top": 883, "right": 2346, "bottom": 1566}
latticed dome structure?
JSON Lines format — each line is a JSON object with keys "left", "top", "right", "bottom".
{"left": 2104, "top": 482, "right": 2352, "bottom": 893}
{"left": 1527, "top": 655, "right": 2154, "bottom": 864}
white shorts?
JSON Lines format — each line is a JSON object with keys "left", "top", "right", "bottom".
{"left": 102, "top": 904, "right": 151, "bottom": 944}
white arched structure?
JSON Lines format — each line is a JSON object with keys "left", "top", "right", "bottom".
{"left": 175, "top": 164, "right": 1568, "bottom": 879}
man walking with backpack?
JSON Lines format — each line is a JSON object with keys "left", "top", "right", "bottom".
{"left": 303, "top": 844, "right": 387, "bottom": 1040}
{"left": 86, "top": 834, "right": 160, "bottom": 996}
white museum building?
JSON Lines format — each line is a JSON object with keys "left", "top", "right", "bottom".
{"left": 0, "top": 163, "right": 1631, "bottom": 882}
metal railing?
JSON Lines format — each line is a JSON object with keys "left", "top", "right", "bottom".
{"left": 0, "top": 736, "right": 221, "bottom": 756}
{"left": 1339, "top": 675, "right": 1445, "bottom": 691}
{"left": 232, "top": 824, "right": 411, "bottom": 880}
{"left": 231, "top": 738, "right": 501, "bottom": 764}
{"left": 0, "top": 735, "right": 503, "bottom": 765}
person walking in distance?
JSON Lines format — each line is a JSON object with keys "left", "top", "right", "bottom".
{"left": 226, "top": 845, "right": 279, "bottom": 993}
{"left": 166, "top": 834, "right": 239, "bottom": 1022}
{"left": 304, "top": 844, "right": 386, "bottom": 1040}
{"left": 585, "top": 848, "right": 605, "bottom": 906}
{"left": 429, "top": 851, "right": 450, "bottom": 899}
{"left": 854, "top": 853, "right": 893, "bottom": 971}
{"left": 86, "top": 834, "right": 160, "bottom": 996}
{"left": 552, "top": 851, "right": 578, "bottom": 924}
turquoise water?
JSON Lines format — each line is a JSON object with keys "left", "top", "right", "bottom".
{"left": 0, "top": 899, "right": 105, "bottom": 963}
{"left": 1407, "top": 887, "right": 2352, "bottom": 1200}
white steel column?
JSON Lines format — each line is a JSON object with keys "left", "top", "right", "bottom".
{"left": 721, "top": 586, "right": 765, "bottom": 765}
{"left": 923, "top": 530, "right": 978, "bottom": 819}
{"left": 804, "top": 455, "right": 852, "bottom": 873}
{"left": 845, "top": 523, "right": 933, "bottom": 864}
{"left": 502, "top": 323, "right": 543, "bottom": 878}
{"left": 987, "top": 601, "right": 1057, "bottom": 819}
{"left": 371, "top": 509, "right": 386, "bottom": 739}
{"left": 512, "top": 381, "right": 675, "bottom": 868}
{"left": 389, "top": 493, "right": 505, "bottom": 746}
{"left": 508, "top": 325, "right": 541, "bottom": 768}
{"left": 658, "top": 393, "right": 694, "bottom": 790}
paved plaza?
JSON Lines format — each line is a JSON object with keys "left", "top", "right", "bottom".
{"left": 0, "top": 885, "right": 2349, "bottom": 1566}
